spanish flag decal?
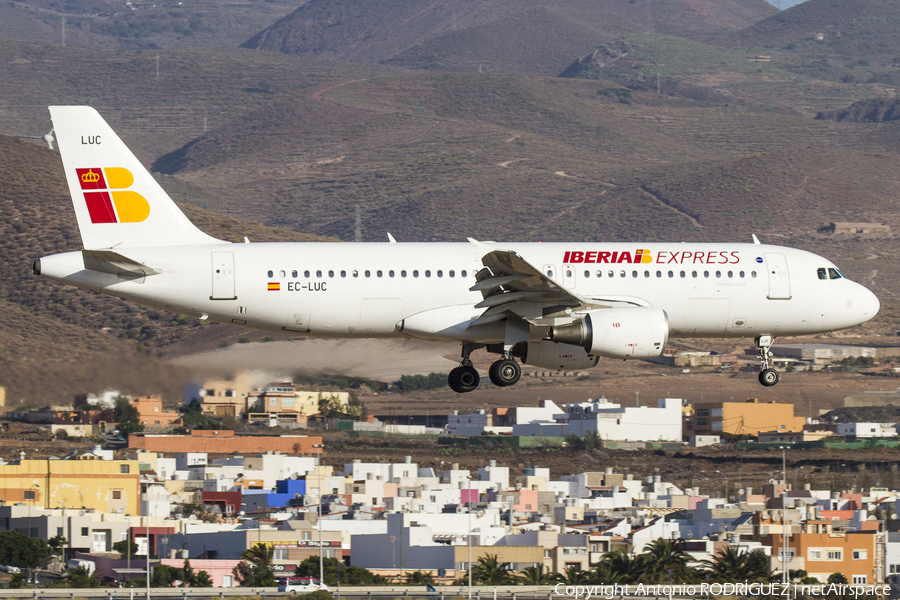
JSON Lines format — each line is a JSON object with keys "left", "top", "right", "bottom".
{"left": 267, "top": 282, "right": 280, "bottom": 291}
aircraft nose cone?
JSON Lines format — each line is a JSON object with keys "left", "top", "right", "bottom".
{"left": 854, "top": 285, "right": 880, "bottom": 324}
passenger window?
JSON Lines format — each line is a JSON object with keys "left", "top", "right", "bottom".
{"left": 692, "top": 271, "right": 697, "bottom": 278}
{"left": 680, "top": 271, "right": 685, "bottom": 278}
{"left": 644, "top": 271, "right": 650, "bottom": 278}
{"left": 727, "top": 271, "right": 733, "bottom": 278}
{"left": 596, "top": 271, "right": 603, "bottom": 278}
{"left": 546, "top": 269, "right": 554, "bottom": 278}
{"left": 668, "top": 271, "right": 674, "bottom": 278}
{"left": 292, "top": 270, "right": 298, "bottom": 278}
{"left": 620, "top": 270, "right": 626, "bottom": 278}
{"left": 401, "top": 270, "right": 407, "bottom": 278}
{"left": 413, "top": 270, "right": 419, "bottom": 278}
{"left": 461, "top": 270, "right": 468, "bottom": 277}
{"left": 632, "top": 270, "right": 637, "bottom": 278}
{"left": 328, "top": 270, "right": 334, "bottom": 278}
{"left": 656, "top": 271, "right": 661, "bottom": 278}
{"left": 425, "top": 270, "right": 431, "bottom": 278}
{"left": 449, "top": 270, "right": 455, "bottom": 278}
{"left": 584, "top": 270, "right": 590, "bottom": 278}
{"left": 365, "top": 270, "right": 371, "bottom": 278}
{"left": 437, "top": 270, "right": 443, "bottom": 277}
{"left": 316, "top": 270, "right": 322, "bottom": 278}
{"left": 716, "top": 271, "right": 722, "bottom": 278}
{"left": 751, "top": 271, "right": 757, "bottom": 278}
{"left": 389, "top": 270, "right": 395, "bottom": 278}
{"left": 740, "top": 271, "right": 745, "bottom": 278}
{"left": 828, "top": 268, "right": 842, "bottom": 280}
{"left": 377, "top": 270, "right": 383, "bottom": 278}
{"left": 704, "top": 271, "right": 709, "bottom": 278}
{"left": 352, "top": 270, "right": 359, "bottom": 278}
{"left": 341, "top": 270, "right": 346, "bottom": 278}
{"left": 304, "top": 270, "right": 310, "bottom": 278}
{"left": 267, "top": 270, "right": 273, "bottom": 278}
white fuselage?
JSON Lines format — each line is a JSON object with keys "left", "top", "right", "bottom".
{"left": 37, "top": 241, "right": 880, "bottom": 344}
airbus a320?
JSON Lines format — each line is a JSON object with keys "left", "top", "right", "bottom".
{"left": 34, "top": 107, "right": 880, "bottom": 393}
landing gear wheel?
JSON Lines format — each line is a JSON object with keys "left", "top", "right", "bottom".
{"left": 489, "top": 358, "right": 521, "bottom": 387}
{"left": 759, "top": 368, "right": 779, "bottom": 387}
{"left": 449, "top": 366, "right": 480, "bottom": 393}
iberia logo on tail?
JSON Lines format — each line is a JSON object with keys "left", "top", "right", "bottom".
{"left": 76, "top": 167, "right": 150, "bottom": 224}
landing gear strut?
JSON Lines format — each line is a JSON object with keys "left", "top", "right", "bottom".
{"left": 755, "top": 335, "right": 779, "bottom": 387}
{"left": 448, "top": 343, "right": 480, "bottom": 393}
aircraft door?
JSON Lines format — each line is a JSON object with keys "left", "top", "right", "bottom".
{"left": 764, "top": 253, "right": 791, "bottom": 300}
{"left": 542, "top": 264, "right": 557, "bottom": 281}
{"left": 211, "top": 252, "right": 236, "bottom": 300}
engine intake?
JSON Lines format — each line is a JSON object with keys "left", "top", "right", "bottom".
{"left": 549, "top": 307, "right": 669, "bottom": 360}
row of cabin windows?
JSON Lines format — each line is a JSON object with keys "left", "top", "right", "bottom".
{"left": 267, "top": 269, "right": 469, "bottom": 279}
{"left": 560, "top": 269, "right": 759, "bottom": 279}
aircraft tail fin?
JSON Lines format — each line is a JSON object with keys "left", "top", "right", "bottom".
{"left": 49, "top": 106, "right": 223, "bottom": 250}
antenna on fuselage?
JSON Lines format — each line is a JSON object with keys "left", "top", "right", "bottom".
{"left": 752, "top": 234, "right": 761, "bottom": 245}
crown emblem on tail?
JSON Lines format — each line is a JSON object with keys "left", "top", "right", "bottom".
{"left": 81, "top": 169, "right": 101, "bottom": 184}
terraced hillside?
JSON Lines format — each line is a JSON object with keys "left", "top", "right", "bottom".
{"left": 242, "top": 0, "right": 776, "bottom": 64}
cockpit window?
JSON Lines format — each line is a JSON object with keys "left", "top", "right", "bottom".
{"left": 828, "top": 268, "right": 843, "bottom": 280}
{"left": 817, "top": 268, "right": 828, "bottom": 280}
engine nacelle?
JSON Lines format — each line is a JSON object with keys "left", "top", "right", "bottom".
{"left": 508, "top": 341, "right": 600, "bottom": 370}
{"left": 549, "top": 307, "right": 669, "bottom": 359}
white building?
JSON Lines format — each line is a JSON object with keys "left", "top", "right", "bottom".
{"left": 836, "top": 423, "right": 898, "bottom": 438}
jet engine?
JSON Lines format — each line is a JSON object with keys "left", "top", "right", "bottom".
{"left": 549, "top": 307, "right": 669, "bottom": 359}
{"left": 487, "top": 341, "right": 600, "bottom": 370}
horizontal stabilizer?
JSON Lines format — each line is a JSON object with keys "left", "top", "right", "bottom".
{"left": 82, "top": 250, "right": 160, "bottom": 279}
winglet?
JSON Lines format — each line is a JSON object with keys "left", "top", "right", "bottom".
{"left": 752, "top": 234, "right": 761, "bottom": 245}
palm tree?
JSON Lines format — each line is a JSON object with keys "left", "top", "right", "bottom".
{"left": 232, "top": 543, "right": 275, "bottom": 587}
{"left": 592, "top": 548, "right": 644, "bottom": 585}
{"left": 472, "top": 554, "right": 515, "bottom": 585}
{"left": 561, "top": 566, "right": 592, "bottom": 584}
{"left": 702, "top": 546, "right": 771, "bottom": 583}
{"left": 639, "top": 539, "right": 698, "bottom": 584}
{"left": 519, "top": 565, "right": 561, "bottom": 585}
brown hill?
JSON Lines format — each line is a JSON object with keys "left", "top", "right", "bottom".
{"left": 816, "top": 98, "right": 900, "bottom": 122}
{"left": 0, "top": 0, "right": 299, "bottom": 50}
{"left": 719, "top": 0, "right": 900, "bottom": 62}
{"left": 241, "top": 0, "right": 776, "bottom": 64}
{"left": 383, "top": 6, "right": 644, "bottom": 76}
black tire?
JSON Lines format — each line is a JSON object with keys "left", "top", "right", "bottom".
{"left": 456, "top": 366, "right": 480, "bottom": 393}
{"left": 489, "top": 358, "right": 521, "bottom": 387}
{"left": 759, "top": 368, "right": 779, "bottom": 387}
{"left": 448, "top": 367, "right": 463, "bottom": 393}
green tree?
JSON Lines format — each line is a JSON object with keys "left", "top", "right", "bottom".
{"left": 64, "top": 565, "right": 101, "bottom": 588}
{"left": 233, "top": 543, "right": 275, "bottom": 587}
{"left": 406, "top": 570, "right": 434, "bottom": 585}
{"left": 701, "top": 546, "right": 771, "bottom": 583}
{"left": 181, "top": 557, "right": 195, "bottom": 587}
{"left": 471, "top": 554, "right": 514, "bottom": 585}
{"left": 518, "top": 565, "right": 561, "bottom": 585}
{"left": 114, "top": 396, "right": 144, "bottom": 436}
{"left": 113, "top": 539, "right": 138, "bottom": 557}
{"left": 0, "top": 530, "right": 53, "bottom": 585}
{"left": 194, "top": 570, "right": 213, "bottom": 587}
{"left": 151, "top": 564, "right": 183, "bottom": 587}
{"left": 828, "top": 572, "right": 849, "bottom": 584}
{"left": 592, "top": 549, "right": 645, "bottom": 585}
{"left": 48, "top": 534, "right": 68, "bottom": 558}
{"left": 295, "top": 556, "right": 386, "bottom": 585}
{"left": 640, "top": 539, "right": 699, "bottom": 584}
{"left": 561, "top": 566, "right": 592, "bottom": 584}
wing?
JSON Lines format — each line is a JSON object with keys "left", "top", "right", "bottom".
{"left": 468, "top": 246, "right": 597, "bottom": 328}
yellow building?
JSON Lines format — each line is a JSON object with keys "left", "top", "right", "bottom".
{"left": 687, "top": 398, "right": 806, "bottom": 436}
{"left": 0, "top": 458, "right": 140, "bottom": 515}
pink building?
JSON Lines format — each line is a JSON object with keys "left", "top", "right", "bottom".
{"left": 160, "top": 559, "right": 242, "bottom": 588}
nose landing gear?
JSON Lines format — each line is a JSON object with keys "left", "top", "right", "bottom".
{"left": 755, "top": 335, "right": 779, "bottom": 387}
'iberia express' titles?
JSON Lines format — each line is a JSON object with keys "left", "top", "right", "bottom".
{"left": 563, "top": 249, "right": 740, "bottom": 265}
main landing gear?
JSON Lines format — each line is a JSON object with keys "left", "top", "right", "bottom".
{"left": 448, "top": 344, "right": 480, "bottom": 393}
{"left": 755, "top": 334, "right": 779, "bottom": 387}
{"left": 447, "top": 343, "right": 523, "bottom": 393}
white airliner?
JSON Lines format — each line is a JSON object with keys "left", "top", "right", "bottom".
{"left": 34, "top": 107, "right": 880, "bottom": 393}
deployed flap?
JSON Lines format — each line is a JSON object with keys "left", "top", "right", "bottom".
{"left": 469, "top": 249, "right": 591, "bottom": 327}
{"left": 82, "top": 250, "right": 160, "bottom": 279}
